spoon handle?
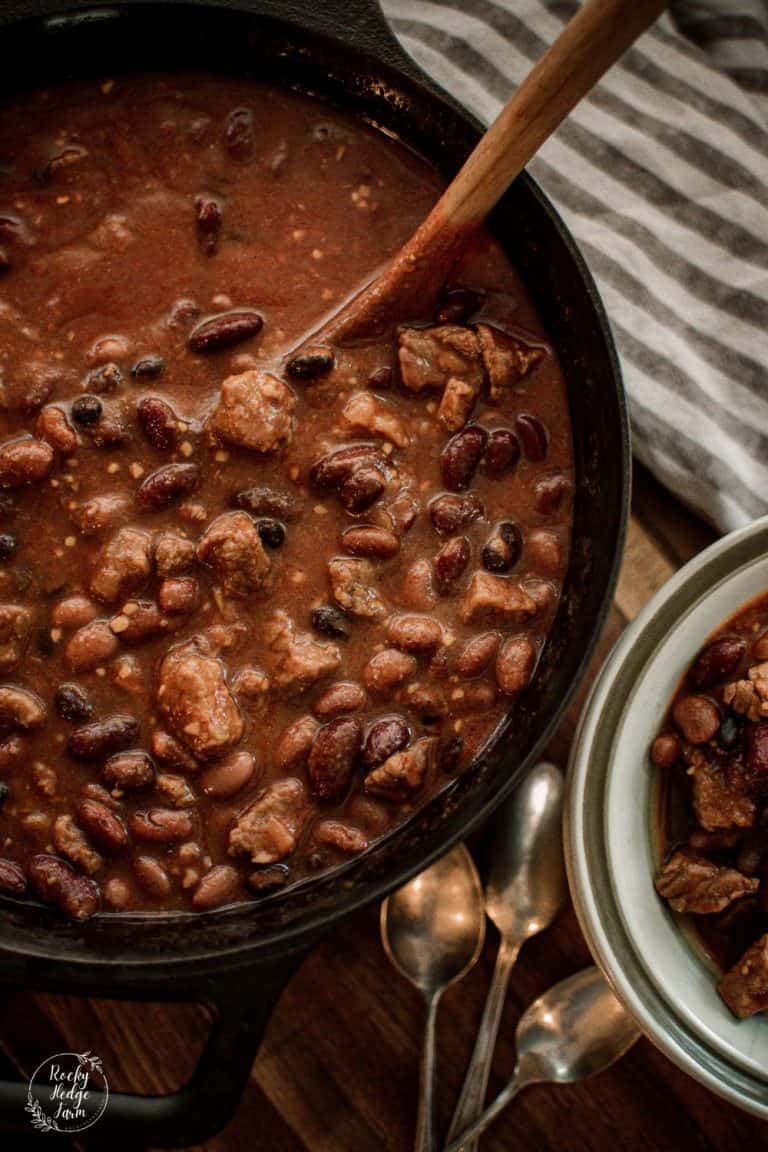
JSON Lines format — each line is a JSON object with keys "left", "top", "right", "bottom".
{"left": 445, "top": 936, "right": 520, "bottom": 1151}
{"left": 444, "top": 1070, "right": 526, "bottom": 1152}
{"left": 415, "top": 990, "right": 442, "bottom": 1152}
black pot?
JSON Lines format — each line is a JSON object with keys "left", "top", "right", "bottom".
{"left": 0, "top": 0, "right": 630, "bottom": 1144}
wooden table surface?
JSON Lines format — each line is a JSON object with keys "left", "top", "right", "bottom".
{"left": 4, "top": 464, "right": 767, "bottom": 1151}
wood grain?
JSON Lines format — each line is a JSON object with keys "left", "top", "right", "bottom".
{"left": 5, "top": 464, "right": 766, "bottom": 1152}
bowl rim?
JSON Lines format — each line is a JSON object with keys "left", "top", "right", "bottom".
{"left": 566, "top": 513, "right": 768, "bottom": 1119}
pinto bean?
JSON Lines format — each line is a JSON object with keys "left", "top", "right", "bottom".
{"left": 650, "top": 732, "right": 682, "bottom": 769}
{"left": 68, "top": 714, "right": 139, "bottom": 761}
{"left": 52, "top": 595, "right": 99, "bottom": 630}
{"left": 103, "top": 749, "right": 155, "bottom": 790}
{"left": 77, "top": 799, "right": 128, "bottom": 853}
{"left": 363, "top": 649, "right": 417, "bottom": 694}
{"left": 200, "top": 750, "right": 256, "bottom": 798}
{"left": 672, "top": 695, "right": 720, "bottom": 745}
{"left": 133, "top": 855, "right": 172, "bottom": 898}
{"left": 456, "top": 632, "right": 500, "bottom": 679}
{"left": 534, "top": 473, "right": 568, "bottom": 514}
{"left": 308, "top": 717, "right": 362, "bottom": 800}
{"left": 66, "top": 619, "right": 119, "bottom": 672}
{"left": 129, "top": 808, "right": 194, "bottom": 843}
{"left": 341, "top": 525, "right": 400, "bottom": 559}
{"left": 192, "top": 864, "right": 240, "bottom": 910}
{"left": 387, "top": 614, "right": 443, "bottom": 652}
{"left": 526, "top": 528, "right": 562, "bottom": 575}
{"left": 495, "top": 635, "right": 537, "bottom": 694}
{"left": 0, "top": 436, "right": 54, "bottom": 487}
{"left": 275, "top": 715, "right": 319, "bottom": 772}
{"left": 28, "top": 854, "right": 99, "bottom": 921}
{"left": 314, "top": 681, "right": 367, "bottom": 718}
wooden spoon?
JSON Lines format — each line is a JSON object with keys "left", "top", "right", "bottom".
{"left": 306, "top": 0, "right": 666, "bottom": 348}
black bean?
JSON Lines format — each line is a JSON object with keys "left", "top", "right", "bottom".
{"left": 286, "top": 347, "right": 334, "bottom": 380}
{"left": 0, "top": 534, "right": 17, "bottom": 561}
{"left": 54, "top": 683, "right": 93, "bottom": 723}
{"left": 434, "top": 287, "right": 483, "bottom": 325}
{"left": 311, "top": 605, "right": 349, "bottom": 640}
{"left": 71, "top": 395, "right": 102, "bottom": 425}
{"left": 0, "top": 246, "right": 10, "bottom": 275}
{"left": 130, "top": 354, "right": 165, "bottom": 379}
{"left": 0, "top": 780, "right": 9, "bottom": 807}
{"left": 717, "top": 714, "right": 743, "bottom": 751}
{"left": 0, "top": 495, "right": 16, "bottom": 521}
{"left": 256, "top": 519, "right": 285, "bottom": 549}
{"left": 35, "top": 628, "right": 54, "bottom": 657}
{"left": 86, "top": 362, "right": 123, "bottom": 394}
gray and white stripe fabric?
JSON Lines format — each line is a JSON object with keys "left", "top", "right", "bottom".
{"left": 381, "top": 0, "right": 768, "bottom": 534}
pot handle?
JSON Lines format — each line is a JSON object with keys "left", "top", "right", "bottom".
{"left": 0, "top": 951, "right": 304, "bottom": 1147}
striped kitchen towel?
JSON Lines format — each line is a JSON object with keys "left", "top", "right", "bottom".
{"left": 381, "top": 0, "right": 768, "bottom": 534}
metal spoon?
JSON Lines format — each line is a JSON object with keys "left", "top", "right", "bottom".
{"left": 381, "top": 845, "right": 486, "bottom": 1152}
{"left": 444, "top": 967, "right": 641, "bottom": 1152}
{"left": 447, "top": 761, "right": 567, "bottom": 1151}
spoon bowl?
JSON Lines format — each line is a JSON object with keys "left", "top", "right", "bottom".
{"left": 381, "top": 843, "right": 486, "bottom": 996}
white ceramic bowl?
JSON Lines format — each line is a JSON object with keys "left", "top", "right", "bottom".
{"left": 567, "top": 515, "right": 768, "bottom": 1118}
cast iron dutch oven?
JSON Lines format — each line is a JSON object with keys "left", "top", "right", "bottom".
{"left": 0, "top": 0, "right": 629, "bottom": 1144}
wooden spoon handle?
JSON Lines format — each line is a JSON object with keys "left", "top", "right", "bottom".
{"left": 436, "top": 0, "right": 667, "bottom": 235}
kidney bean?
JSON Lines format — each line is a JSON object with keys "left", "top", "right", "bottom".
{"left": 103, "top": 749, "right": 155, "bottom": 790}
{"left": 193, "top": 864, "right": 240, "bottom": 910}
{"left": 77, "top": 799, "right": 128, "bottom": 853}
{"left": 68, "top": 714, "right": 139, "bottom": 761}
{"left": 151, "top": 730, "right": 198, "bottom": 772}
{"left": 496, "top": 635, "right": 537, "bottom": 694}
{"left": 0, "top": 857, "right": 26, "bottom": 896}
{"left": 689, "top": 636, "right": 746, "bottom": 690}
{"left": 310, "top": 444, "right": 382, "bottom": 489}
{"left": 276, "top": 715, "right": 320, "bottom": 772}
{"left": 308, "top": 717, "right": 362, "bottom": 800}
{"left": 130, "top": 808, "right": 194, "bottom": 843}
{"left": 342, "top": 525, "right": 400, "bottom": 559}
{"left": 515, "top": 414, "right": 549, "bottom": 461}
{"left": 314, "top": 681, "right": 367, "bottom": 718}
{"left": 363, "top": 716, "right": 410, "bottom": 768}
{"left": 746, "top": 723, "right": 768, "bottom": 774}
{"left": 137, "top": 462, "right": 200, "bottom": 511}
{"left": 429, "top": 493, "right": 484, "bottom": 535}
{"left": 484, "top": 429, "right": 520, "bottom": 479}
{"left": 650, "top": 732, "right": 682, "bottom": 769}
{"left": 440, "top": 425, "right": 488, "bottom": 491}
{"left": 28, "top": 854, "right": 99, "bottom": 921}
{"left": 136, "top": 396, "right": 178, "bottom": 452}
{"left": 195, "top": 194, "right": 223, "bottom": 253}
{"left": 368, "top": 366, "right": 393, "bottom": 390}
{"left": 672, "top": 696, "right": 720, "bottom": 745}
{"left": 456, "top": 632, "right": 500, "bottom": 679}
{"left": 54, "top": 683, "right": 92, "bottom": 723}
{"left": 133, "top": 855, "right": 172, "bottom": 898}
{"left": 86, "top": 362, "right": 123, "bottom": 394}
{"left": 231, "top": 484, "right": 302, "bottom": 521}
{"left": 201, "top": 750, "right": 256, "bottom": 799}
{"left": 534, "top": 473, "right": 568, "bottom": 514}
{"left": 188, "top": 310, "right": 263, "bottom": 354}
{"left": 340, "top": 465, "right": 386, "bottom": 513}
{"left": 363, "top": 649, "right": 417, "bottom": 694}
{"left": 434, "top": 536, "right": 471, "bottom": 592}
{"left": 131, "top": 354, "right": 165, "bottom": 380}
{"left": 286, "top": 346, "right": 335, "bottom": 379}
{"left": 224, "top": 106, "right": 255, "bottom": 158}
{"left": 0, "top": 436, "right": 54, "bottom": 487}
{"left": 434, "top": 287, "right": 483, "bottom": 324}
{"left": 482, "top": 521, "right": 523, "bottom": 574}
{"left": 387, "top": 614, "right": 443, "bottom": 652}
{"left": 311, "top": 604, "right": 349, "bottom": 640}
